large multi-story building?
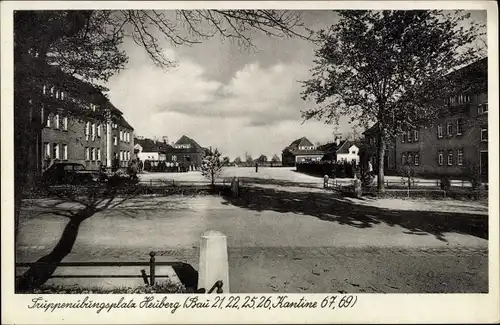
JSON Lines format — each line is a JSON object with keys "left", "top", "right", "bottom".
{"left": 396, "top": 58, "right": 488, "bottom": 180}
{"left": 30, "top": 61, "right": 134, "bottom": 174}
{"left": 363, "top": 57, "right": 488, "bottom": 180}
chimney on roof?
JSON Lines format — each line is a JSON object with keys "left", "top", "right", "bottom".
{"left": 334, "top": 133, "right": 343, "bottom": 146}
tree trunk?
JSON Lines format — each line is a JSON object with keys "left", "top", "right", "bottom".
{"left": 16, "top": 217, "right": 84, "bottom": 292}
{"left": 377, "top": 132, "right": 386, "bottom": 192}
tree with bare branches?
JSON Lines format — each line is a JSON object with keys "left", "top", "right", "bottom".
{"left": 14, "top": 9, "right": 313, "bottom": 242}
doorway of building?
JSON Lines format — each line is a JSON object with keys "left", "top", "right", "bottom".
{"left": 480, "top": 151, "right": 488, "bottom": 181}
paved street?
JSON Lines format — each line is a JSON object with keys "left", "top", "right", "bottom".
{"left": 17, "top": 168, "right": 488, "bottom": 293}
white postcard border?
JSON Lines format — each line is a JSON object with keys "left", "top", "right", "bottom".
{"left": 1, "top": 1, "right": 499, "bottom": 324}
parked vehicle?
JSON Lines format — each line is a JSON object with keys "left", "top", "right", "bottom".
{"left": 41, "top": 163, "right": 106, "bottom": 185}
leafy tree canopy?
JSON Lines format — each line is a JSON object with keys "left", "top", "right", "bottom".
{"left": 300, "top": 10, "right": 485, "bottom": 191}
{"left": 301, "top": 10, "right": 485, "bottom": 137}
{"left": 201, "top": 147, "right": 224, "bottom": 186}
{"left": 271, "top": 154, "right": 281, "bottom": 162}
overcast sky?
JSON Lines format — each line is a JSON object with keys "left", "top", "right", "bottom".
{"left": 106, "top": 10, "right": 486, "bottom": 160}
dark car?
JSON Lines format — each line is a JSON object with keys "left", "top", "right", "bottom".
{"left": 41, "top": 163, "right": 105, "bottom": 185}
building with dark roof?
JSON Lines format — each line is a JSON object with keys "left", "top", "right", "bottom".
{"left": 363, "top": 57, "right": 488, "bottom": 179}
{"left": 165, "top": 135, "right": 206, "bottom": 170}
{"left": 335, "top": 140, "right": 360, "bottom": 164}
{"left": 134, "top": 137, "right": 172, "bottom": 161}
{"left": 31, "top": 60, "right": 135, "bottom": 172}
{"left": 282, "top": 137, "right": 325, "bottom": 166}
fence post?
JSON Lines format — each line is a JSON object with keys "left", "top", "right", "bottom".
{"left": 198, "top": 230, "right": 229, "bottom": 293}
{"left": 231, "top": 177, "right": 239, "bottom": 197}
{"left": 149, "top": 251, "right": 156, "bottom": 286}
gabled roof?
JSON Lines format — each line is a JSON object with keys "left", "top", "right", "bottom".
{"left": 175, "top": 135, "right": 202, "bottom": 149}
{"left": 336, "top": 140, "right": 359, "bottom": 154}
{"left": 317, "top": 141, "right": 342, "bottom": 153}
{"left": 288, "top": 137, "right": 314, "bottom": 149}
{"left": 116, "top": 114, "right": 134, "bottom": 130}
{"left": 134, "top": 138, "right": 171, "bottom": 152}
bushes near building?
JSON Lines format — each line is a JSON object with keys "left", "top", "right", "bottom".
{"left": 296, "top": 161, "right": 358, "bottom": 178}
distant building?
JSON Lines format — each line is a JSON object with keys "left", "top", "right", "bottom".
{"left": 362, "top": 124, "right": 397, "bottom": 173}
{"left": 166, "top": 135, "right": 206, "bottom": 170}
{"left": 335, "top": 140, "right": 360, "bottom": 164}
{"left": 282, "top": 137, "right": 325, "bottom": 166}
{"left": 317, "top": 135, "right": 345, "bottom": 162}
{"left": 134, "top": 137, "right": 171, "bottom": 161}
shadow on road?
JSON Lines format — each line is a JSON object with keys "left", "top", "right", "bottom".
{"left": 221, "top": 186, "right": 488, "bottom": 242}
{"left": 15, "top": 184, "right": 142, "bottom": 292}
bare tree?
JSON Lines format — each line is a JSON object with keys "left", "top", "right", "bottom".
{"left": 14, "top": 9, "right": 314, "bottom": 241}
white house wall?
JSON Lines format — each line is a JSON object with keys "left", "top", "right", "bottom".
{"left": 295, "top": 155, "right": 323, "bottom": 162}
{"left": 337, "top": 153, "right": 359, "bottom": 164}
{"left": 138, "top": 152, "right": 159, "bottom": 161}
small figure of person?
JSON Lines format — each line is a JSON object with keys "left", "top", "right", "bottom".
{"left": 368, "top": 160, "right": 374, "bottom": 176}
{"left": 138, "top": 159, "right": 143, "bottom": 173}
{"left": 255, "top": 162, "right": 259, "bottom": 173}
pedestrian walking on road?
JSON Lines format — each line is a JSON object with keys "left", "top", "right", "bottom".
{"left": 255, "top": 162, "right": 259, "bottom": 173}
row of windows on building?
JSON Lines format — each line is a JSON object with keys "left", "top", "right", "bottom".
{"left": 44, "top": 143, "right": 68, "bottom": 160}
{"left": 41, "top": 101, "right": 131, "bottom": 143}
{"left": 445, "top": 93, "right": 488, "bottom": 112}
{"left": 42, "top": 85, "right": 66, "bottom": 101}
{"left": 436, "top": 119, "right": 466, "bottom": 139}
{"left": 119, "top": 150, "right": 131, "bottom": 162}
{"left": 402, "top": 149, "right": 469, "bottom": 167}
{"left": 400, "top": 120, "right": 465, "bottom": 143}
{"left": 82, "top": 122, "right": 131, "bottom": 145}
{"left": 43, "top": 110, "right": 68, "bottom": 130}
{"left": 42, "top": 85, "right": 101, "bottom": 112}
{"left": 84, "top": 147, "right": 102, "bottom": 162}
{"left": 401, "top": 149, "right": 468, "bottom": 167}
{"left": 401, "top": 130, "right": 419, "bottom": 143}
{"left": 401, "top": 123, "right": 488, "bottom": 143}
{"left": 401, "top": 152, "right": 420, "bottom": 166}
{"left": 437, "top": 149, "right": 465, "bottom": 166}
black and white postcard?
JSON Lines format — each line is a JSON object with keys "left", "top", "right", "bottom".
{"left": 1, "top": 1, "right": 499, "bottom": 324}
